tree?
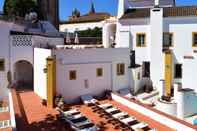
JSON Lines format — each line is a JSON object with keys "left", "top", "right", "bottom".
{"left": 76, "top": 27, "right": 102, "bottom": 37}
{"left": 3, "top": 0, "right": 39, "bottom": 18}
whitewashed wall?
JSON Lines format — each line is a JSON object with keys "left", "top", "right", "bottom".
{"left": 117, "top": 10, "right": 197, "bottom": 90}
{"left": 177, "top": 89, "right": 197, "bottom": 118}
{"left": 182, "top": 57, "right": 197, "bottom": 92}
{"left": 57, "top": 63, "right": 111, "bottom": 103}
{"left": 34, "top": 48, "right": 51, "bottom": 99}
{"left": 60, "top": 22, "right": 104, "bottom": 33}
{"left": 32, "top": 35, "right": 64, "bottom": 48}
{"left": 0, "top": 20, "right": 24, "bottom": 99}
{"left": 54, "top": 48, "right": 130, "bottom": 103}
{"left": 0, "top": 21, "right": 12, "bottom": 99}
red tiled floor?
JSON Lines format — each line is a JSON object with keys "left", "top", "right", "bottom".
{"left": 11, "top": 89, "right": 66, "bottom": 131}
{"left": 0, "top": 127, "right": 13, "bottom": 131}
{"left": 0, "top": 112, "right": 10, "bottom": 121}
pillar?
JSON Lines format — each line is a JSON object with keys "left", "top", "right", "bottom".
{"left": 174, "top": 83, "right": 181, "bottom": 102}
{"left": 46, "top": 56, "right": 56, "bottom": 108}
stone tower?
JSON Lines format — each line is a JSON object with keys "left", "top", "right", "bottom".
{"left": 37, "top": 0, "right": 59, "bottom": 29}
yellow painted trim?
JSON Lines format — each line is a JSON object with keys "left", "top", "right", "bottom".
{"left": 163, "top": 32, "right": 174, "bottom": 47}
{"left": 46, "top": 57, "right": 56, "bottom": 108}
{"left": 165, "top": 51, "right": 172, "bottom": 97}
{"left": 136, "top": 33, "right": 146, "bottom": 47}
{"left": 192, "top": 32, "right": 197, "bottom": 47}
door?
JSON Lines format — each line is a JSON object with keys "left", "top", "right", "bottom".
{"left": 165, "top": 51, "right": 172, "bottom": 97}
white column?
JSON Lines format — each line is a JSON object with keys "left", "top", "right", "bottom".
{"left": 174, "top": 83, "right": 181, "bottom": 102}
{"left": 155, "top": 0, "right": 160, "bottom": 6}
{"left": 150, "top": 8, "right": 164, "bottom": 89}
{"left": 159, "top": 80, "right": 165, "bottom": 98}
{"left": 177, "top": 91, "right": 184, "bottom": 119}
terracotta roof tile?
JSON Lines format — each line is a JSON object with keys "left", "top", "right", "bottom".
{"left": 60, "top": 13, "right": 111, "bottom": 24}
{"left": 121, "top": 6, "right": 197, "bottom": 19}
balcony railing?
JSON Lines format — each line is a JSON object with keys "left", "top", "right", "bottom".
{"left": 64, "top": 37, "right": 102, "bottom": 45}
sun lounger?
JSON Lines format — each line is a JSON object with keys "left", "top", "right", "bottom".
{"left": 119, "top": 88, "right": 135, "bottom": 99}
{"left": 98, "top": 103, "right": 113, "bottom": 109}
{"left": 77, "top": 122, "right": 97, "bottom": 131}
{"left": 131, "top": 122, "right": 148, "bottom": 130}
{"left": 105, "top": 107, "right": 119, "bottom": 113}
{"left": 121, "top": 117, "right": 136, "bottom": 125}
{"left": 63, "top": 109, "right": 80, "bottom": 116}
{"left": 81, "top": 95, "right": 98, "bottom": 105}
{"left": 112, "top": 112, "right": 129, "bottom": 120}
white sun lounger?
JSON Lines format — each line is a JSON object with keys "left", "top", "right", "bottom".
{"left": 63, "top": 109, "right": 80, "bottom": 115}
{"left": 81, "top": 95, "right": 98, "bottom": 105}
{"left": 105, "top": 107, "right": 119, "bottom": 113}
{"left": 98, "top": 103, "right": 113, "bottom": 109}
{"left": 131, "top": 122, "right": 148, "bottom": 130}
{"left": 121, "top": 117, "right": 136, "bottom": 125}
{"left": 112, "top": 112, "right": 128, "bottom": 119}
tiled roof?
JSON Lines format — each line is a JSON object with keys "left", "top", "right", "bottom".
{"left": 60, "top": 12, "right": 111, "bottom": 24}
{"left": 129, "top": 0, "right": 175, "bottom": 8}
{"left": 121, "top": 6, "right": 197, "bottom": 19}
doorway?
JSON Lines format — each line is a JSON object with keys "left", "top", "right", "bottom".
{"left": 14, "top": 60, "right": 33, "bottom": 90}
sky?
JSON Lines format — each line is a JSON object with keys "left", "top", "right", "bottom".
{"left": 1, "top": 0, "right": 197, "bottom": 21}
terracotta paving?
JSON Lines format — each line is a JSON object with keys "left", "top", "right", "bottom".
{"left": 0, "top": 127, "right": 13, "bottom": 131}
{"left": 10, "top": 88, "right": 175, "bottom": 131}
{"left": 11, "top": 89, "right": 66, "bottom": 131}
{"left": 71, "top": 99, "right": 175, "bottom": 131}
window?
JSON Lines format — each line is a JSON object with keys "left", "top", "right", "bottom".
{"left": 136, "top": 33, "right": 146, "bottom": 47}
{"left": 163, "top": 33, "right": 173, "bottom": 47}
{"left": 0, "top": 59, "right": 5, "bottom": 71}
{"left": 0, "top": 107, "right": 9, "bottom": 113}
{"left": 69, "top": 70, "right": 76, "bottom": 80}
{"left": 96, "top": 68, "right": 103, "bottom": 77}
{"left": 0, "top": 120, "right": 10, "bottom": 129}
{"left": 142, "top": 62, "right": 150, "bottom": 77}
{"left": 174, "top": 64, "right": 182, "bottom": 78}
{"left": 193, "top": 32, "right": 197, "bottom": 47}
{"left": 117, "top": 63, "right": 125, "bottom": 76}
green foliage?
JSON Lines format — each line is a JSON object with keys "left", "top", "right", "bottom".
{"left": 3, "top": 0, "right": 39, "bottom": 17}
{"left": 76, "top": 27, "right": 102, "bottom": 37}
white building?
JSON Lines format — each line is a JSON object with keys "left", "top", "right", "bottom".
{"left": 0, "top": 17, "right": 64, "bottom": 94}
{"left": 2, "top": 0, "right": 197, "bottom": 129}
{"left": 59, "top": 2, "right": 117, "bottom": 48}
{"left": 115, "top": 0, "right": 197, "bottom": 120}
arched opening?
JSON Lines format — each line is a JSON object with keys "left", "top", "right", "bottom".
{"left": 14, "top": 60, "right": 33, "bottom": 90}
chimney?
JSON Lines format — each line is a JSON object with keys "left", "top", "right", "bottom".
{"left": 155, "top": 0, "right": 159, "bottom": 7}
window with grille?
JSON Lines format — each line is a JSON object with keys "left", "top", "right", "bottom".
{"left": 136, "top": 33, "right": 146, "bottom": 47}
{"left": 69, "top": 70, "right": 77, "bottom": 80}
{"left": 0, "top": 120, "right": 10, "bottom": 129}
{"left": 163, "top": 33, "right": 173, "bottom": 47}
{"left": 193, "top": 32, "right": 197, "bottom": 47}
{"left": 96, "top": 68, "right": 103, "bottom": 77}
{"left": 117, "top": 63, "right": 125, "bottom": 76}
